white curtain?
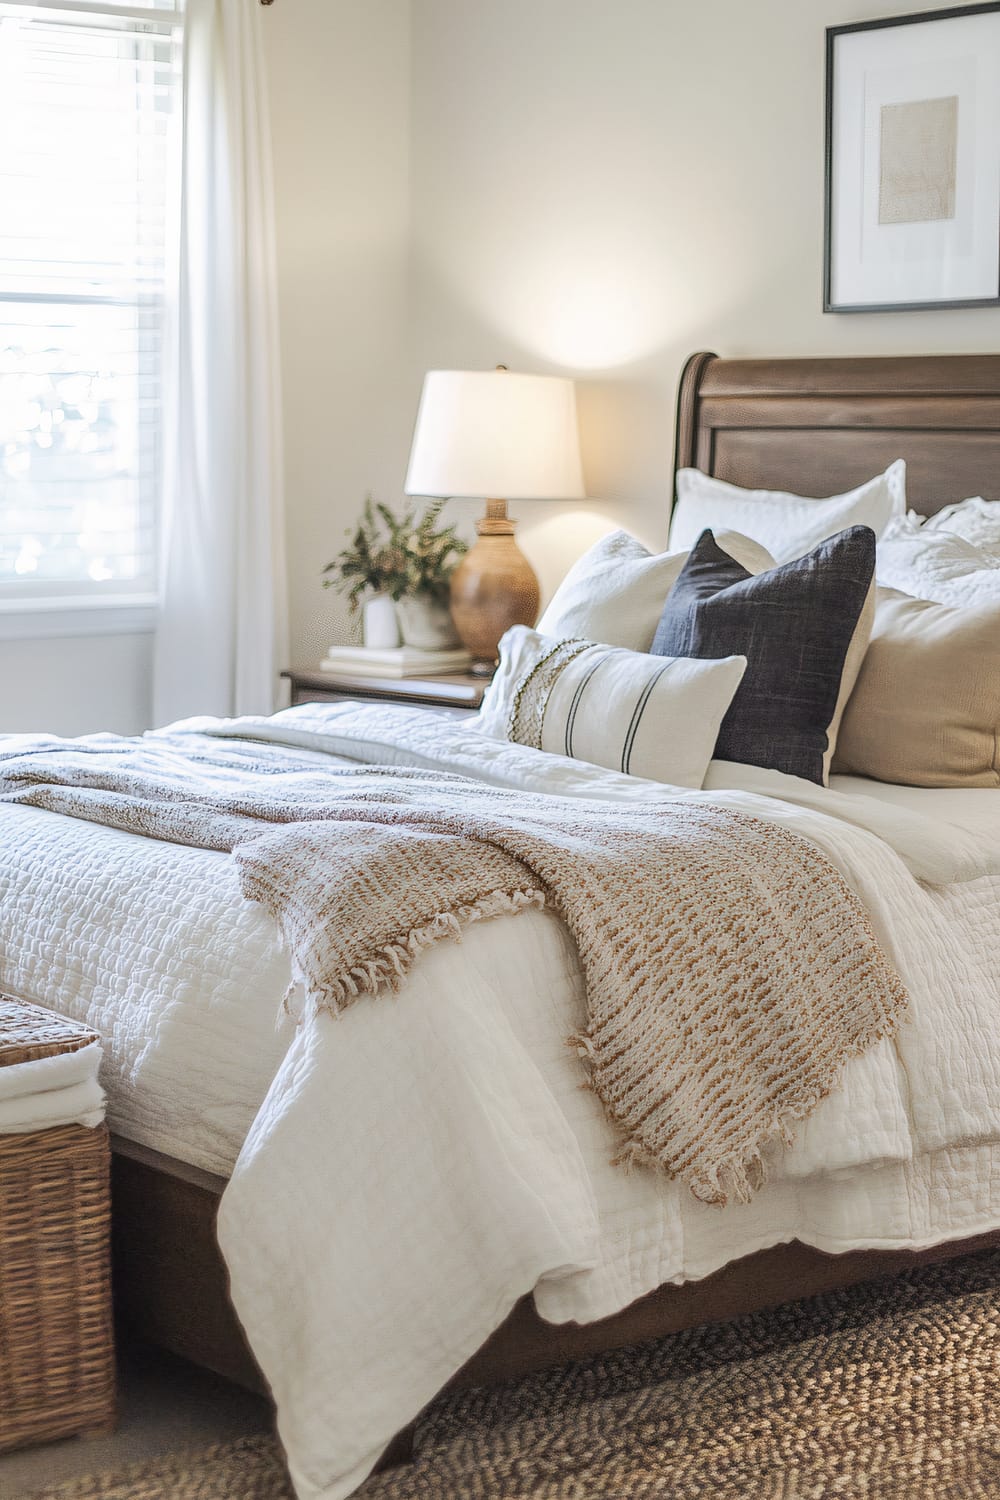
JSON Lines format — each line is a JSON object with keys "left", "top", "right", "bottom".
{"left": 153, "top": 0, "right": 287, "bottom": 727}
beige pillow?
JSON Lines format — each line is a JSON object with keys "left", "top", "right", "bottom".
{"left": 834, "top": 588, "right": 1000, "bottom": 787}
{"left": 824, "top": 576, "right": 876, "bottom": 783}
{"left": 536, "top": 528, "right": 776, "bottom": 653}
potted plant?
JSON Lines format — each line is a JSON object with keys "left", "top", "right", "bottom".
{"left": 322, "top": 496, "right": 468, "bottom": 649}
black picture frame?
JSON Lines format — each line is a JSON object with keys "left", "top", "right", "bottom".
{"left": 824, "top": 2, "right": 1000, "bottom": 313}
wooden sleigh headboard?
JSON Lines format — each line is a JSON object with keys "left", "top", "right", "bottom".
{"left": 674, "top": 352, "right": 1000, "bottom": 518}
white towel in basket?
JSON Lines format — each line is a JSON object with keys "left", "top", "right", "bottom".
{"left": 0, "top": 1039, "right": 105, "bottom": 1134}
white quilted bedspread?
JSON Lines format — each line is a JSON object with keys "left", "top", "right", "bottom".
{"left": 2, "top": 702, "right": 1000, "bottom": 1500}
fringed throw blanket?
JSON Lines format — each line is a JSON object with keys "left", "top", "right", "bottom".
{"left": 0, "top": 733, "right": 908, "bottom": 1205}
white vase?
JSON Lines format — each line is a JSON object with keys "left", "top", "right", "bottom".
{"left": 362, "top": 592, "right": 401, "bottom": 649}
{"left": 395, "top": 595, "right": 460, "bottom": 650}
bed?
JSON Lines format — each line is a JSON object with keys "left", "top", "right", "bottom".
{"left": 3, "top": 348, "right": 1000, "bottom": 1497}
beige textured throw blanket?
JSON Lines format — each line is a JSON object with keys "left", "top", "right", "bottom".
{"left": 0, "top": 734, "right": 908, "bottom": 1205}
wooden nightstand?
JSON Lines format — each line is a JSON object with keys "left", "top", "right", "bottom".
{"left": 282, "top": 668, "right": 488, "bottom": 720}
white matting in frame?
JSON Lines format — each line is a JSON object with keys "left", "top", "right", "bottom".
{"left": 825, "top": 4, "right": 1000, "bottom": 312}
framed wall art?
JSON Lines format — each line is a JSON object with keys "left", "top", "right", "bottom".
{"left": 825, "top": 3, "right": 1000, "bottom": 312}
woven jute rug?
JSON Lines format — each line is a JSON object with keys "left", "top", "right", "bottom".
{"left": 32, "top": 1248, "right": 1000, "bottom": 1500}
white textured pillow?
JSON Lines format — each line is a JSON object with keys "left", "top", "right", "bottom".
{"left": 877, "top": 514, "right": 1000, "bottom": 608}
{"left": 668, "top": 461, "right": 906, "bottom": 564}
{"left": 476, "top": 625, "right": 747, "bottom": 789}
{"left": 537, "top": 528, "right": 774, "bottom": 653}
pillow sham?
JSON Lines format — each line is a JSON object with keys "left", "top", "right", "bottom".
{"left": 651, "top": 527, "right": 876, "bottom": 786}
{"left": 877, "top": 514, "right": 1000, "bottom": 609}
{"left": 476, "top": 624, "right": 747, "bottom": 789}
{"left": 536, "top": 528, "right": 774, "bottom": 652}
{"left": 834, "top": 588, "right": 1000, "bottom": 788}
{"left": 668, "top": 461, "right": 905, "bottom": 564}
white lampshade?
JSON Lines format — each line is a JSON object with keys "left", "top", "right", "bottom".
{"left": 405, "top": 369, "right": 585, "bottom": 501}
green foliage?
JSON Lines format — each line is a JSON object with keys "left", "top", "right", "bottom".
{"left": 322, "top": 496, "right": 468, "bottom": 611}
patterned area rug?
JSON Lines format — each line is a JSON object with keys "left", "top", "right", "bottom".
{"left": 33, "top": 1249, "right": 1000, "bottom": 1499}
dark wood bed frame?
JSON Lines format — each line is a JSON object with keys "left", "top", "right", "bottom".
{"left": 110, "top": 350, "right": 1000, "bottom": 1432}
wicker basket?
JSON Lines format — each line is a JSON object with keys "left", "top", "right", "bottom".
{"left": 0, "top": 999, "right": 116, "bottom": 1452}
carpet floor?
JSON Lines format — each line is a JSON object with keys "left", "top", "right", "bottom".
{"left": 28, "top": 1248, "right": 1000, "bottom": 1499}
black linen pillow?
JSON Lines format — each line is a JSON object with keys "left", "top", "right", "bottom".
{"left": 651, "top": 526, "right": 876, "bottom": 785}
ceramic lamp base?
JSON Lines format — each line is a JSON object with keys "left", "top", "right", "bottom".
{"left": 449, "top": 500, "right": 540, "bottom": 675}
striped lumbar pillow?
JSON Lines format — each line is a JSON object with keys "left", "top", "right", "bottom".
{"left": 476, "top": 625, "right": 747, "bottom": 789}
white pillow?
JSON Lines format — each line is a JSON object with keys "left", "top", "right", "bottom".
{"left": 476, "top": 624, "right": 747, "bottom": 789}
{"left": 537, "top": 528, "right": 775, "bottom": 653}
{"left": 668, "top": 461, "right": 906, "bottom": 564}
{"left": 877, "top": 514, "right": 1000, "bottom": 608}
{"left": 923, "top": 497, "right": 1000, "bottom": 560}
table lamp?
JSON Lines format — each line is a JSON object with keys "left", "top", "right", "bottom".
{"left": 405, "top": 367, "right": 585, "bottom": 676}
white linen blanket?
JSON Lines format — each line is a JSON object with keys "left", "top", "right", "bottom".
{"left": 4, "top": 704, "right": 1000, "bottom": 1500}
{"left": 0, "top": 731, "right": 908, "bottom": 1208}
{"left": 157, "top": 705, "right": 1000, "bottom": 1500}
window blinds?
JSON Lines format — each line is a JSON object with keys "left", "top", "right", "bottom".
{"left": 0, "top": 0, "right": 183, "bottom": 598}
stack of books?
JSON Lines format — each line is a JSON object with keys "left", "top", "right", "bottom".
{"left": 320, "top": 645, "right": 473, "bottom": 679}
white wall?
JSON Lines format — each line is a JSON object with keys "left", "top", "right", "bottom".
{"left": 408, "top": 0, "right": 1000, "bottom": 605}
{"left": 0, "top": 633, "right": 151, "bottom": 736}
{"left": 266, "top": 0, "right": 413, "bottom": 670}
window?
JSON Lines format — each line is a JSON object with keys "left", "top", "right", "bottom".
{"left": 0, "top": 0, "right": 182, "bottom": 626}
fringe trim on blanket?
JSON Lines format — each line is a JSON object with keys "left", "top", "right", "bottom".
{"left": 273, "top": 887, "right": 548, "bottom": 1020}
{"left": 567, "top": 1000, "right": 904, "bottom": 1210}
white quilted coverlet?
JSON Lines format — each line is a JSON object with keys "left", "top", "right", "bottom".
{"left": 2, "top": 702, "right": 1000, "bottom": 1500}
{"left": 0, "top": 799, "right": 297, "bottom": 1175}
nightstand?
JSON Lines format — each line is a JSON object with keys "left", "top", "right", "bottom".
{"left": 281, "top": 668, "right": 488, "bottom": 720}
